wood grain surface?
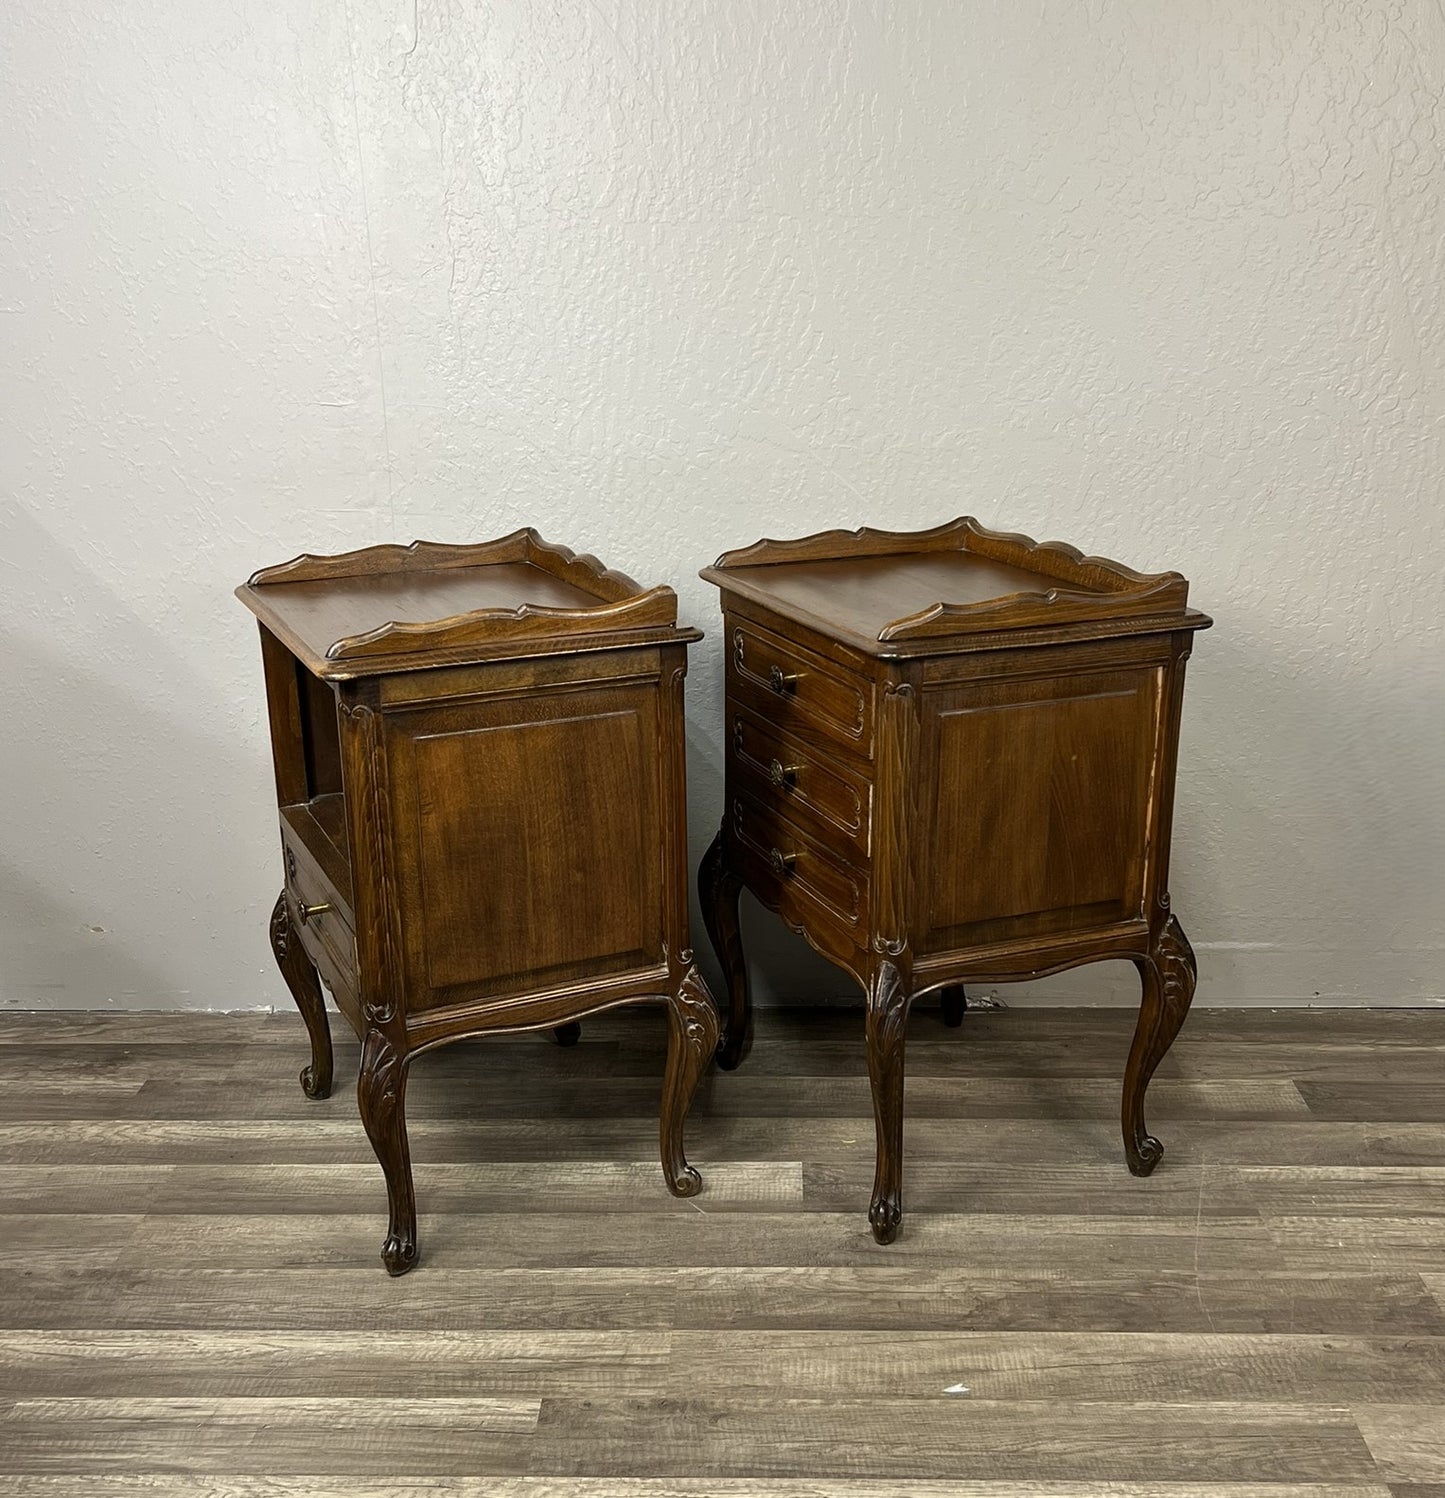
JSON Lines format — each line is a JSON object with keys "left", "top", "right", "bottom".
{"left": 1, "top": 1003, "right": 1443, "bottom": 1492}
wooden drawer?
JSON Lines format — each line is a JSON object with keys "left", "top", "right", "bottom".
{"left": 730, "top": 791, "right": 866, "bottom": 933}
{"left": 281, "top": 821, "right": 358, "bottom": 995}
{"left": 729, "top": 705, "right": 871, "bottom": 861}
{"left": 728, "top": 618, "right": 874, "bottom": 760}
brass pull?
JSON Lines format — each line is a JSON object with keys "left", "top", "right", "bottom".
{"left": 768, "top": 847, "right": 796, "bottom": 878}
{"left": 297, "top": 901, "right": 332, "bottom": 925}
{"left": 768, "top": 758, "right": 798, "bottom": 789}
{"left": 768, "top": 664, "right": 799, "bottom": 695}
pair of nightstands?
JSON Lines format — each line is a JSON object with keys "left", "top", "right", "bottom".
{"left": 240, "top": 519, "right": 1209, "bottom": 1271}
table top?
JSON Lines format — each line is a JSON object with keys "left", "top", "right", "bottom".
{"left": 700, "top": 517, "right": 1210, "bottom": 657}
{"left": 238, "top": 531, "right": 695, "bottom": 677}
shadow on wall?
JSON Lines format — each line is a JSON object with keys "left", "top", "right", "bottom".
{"left": 981, "top": 617, "right": 1445, "bottom": 1006}
{"left": 1185, "top": 616, "right": 1445, "bottom": 1002}
{"left": 0, "top": 504, "right": 278, "bottom": 1010}
{"left": 0, "top": 851, "right": 181, "bottom": 1013}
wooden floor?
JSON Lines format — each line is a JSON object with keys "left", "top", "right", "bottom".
{"left": 1, "top": 1002, "right": 1444, "bottom": 1495}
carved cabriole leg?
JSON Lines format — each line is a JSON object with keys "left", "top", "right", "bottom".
{"left": 660, "top": 965, "right": 721, "bottom": 1197}
{"left": 1122, "top": 912, "right": 1197, "bottom": 1176}
{"left": 268, "top": 892, "right": 333, "bottom": 1100}
{"left": 864, "top": 959, "right": 913, "bottom": 1245}
{"left": 939, "top": 985, "right": 967, "bottom": 1028}
{"left": 699, "top": 830, "right": 752, "bottom": 1071}
{"left": 357, "top": 1028, "right": 418, "bottom": 1276}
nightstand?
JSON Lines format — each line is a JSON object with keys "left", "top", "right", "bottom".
{"left": 238, "top": 530, "right": 719, "bottom": 1273}
{"left": 698, "top": 518, "right": 1211, "bottom": 1243}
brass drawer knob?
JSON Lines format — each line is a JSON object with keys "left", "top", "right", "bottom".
{"left": 768, "top": 665, "right": 799, "bottom": 695}
{"left": 296, "top": 900, "right": 332, "bottom": 925}
{"left": 768, "top": 847, "right": 796, "bottom": 878}
{"left": 768, "top": 758, "right": 798, "bottom": 789}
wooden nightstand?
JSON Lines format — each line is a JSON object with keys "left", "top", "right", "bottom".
{"left": 698, "top": 518, "right": 1211, "bottom": 1243}
{"left": 238, "top": 531, "right": 719, "bottom": 1274}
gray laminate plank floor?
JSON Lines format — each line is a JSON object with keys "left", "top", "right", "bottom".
{"left": 0, "top": 1003, "right": 1442, "bottom": 1494}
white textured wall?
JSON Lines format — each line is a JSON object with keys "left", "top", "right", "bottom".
{"left": 2, "top": 1, "right": 1442, "bottom": 1011}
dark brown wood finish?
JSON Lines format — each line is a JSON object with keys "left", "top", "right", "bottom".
{"left": 240, "top": 532, "right": 718, "bottom": 1273}
{"left": 239, "top": 531, "right": 682, "bottom": 678}
{"left": 699, "top": 517, "right": 1211, "bottom": 1242}
{"left": 699, "top": 833, "right": 752, "bottom": 1070}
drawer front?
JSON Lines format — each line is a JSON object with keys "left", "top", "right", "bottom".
{"left": 729, "top": 620, "right": 874, "bottom": 759}
{"left": 281, "top": 824, "right": 358, "bottom": 993}
{"left": 730, "top": 792, "right": 866, "bottom": 934}
{"left": 730, "top": 706, "right": 871, "bottom": 860}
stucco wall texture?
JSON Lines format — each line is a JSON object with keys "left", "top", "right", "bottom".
{"left": 2, "top": 2, "right": 1442, "bottom": 1010}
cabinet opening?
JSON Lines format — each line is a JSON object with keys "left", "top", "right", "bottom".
{"left": 297, "top": 662, "right": 343, "bottom": 802}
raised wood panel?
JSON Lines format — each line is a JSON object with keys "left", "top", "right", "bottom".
{"left": 392, "top": 689, "right": 663, "bottom": 1003}
{"left": 919, "top": 667, "right": 1159, "bottom": 952}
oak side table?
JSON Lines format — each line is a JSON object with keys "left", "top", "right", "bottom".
{"left": 698, "top": 518, "right": 1211, "bottom": 1243}
{"left": 238, "top": 530, "right": 719, "bottom": 1274}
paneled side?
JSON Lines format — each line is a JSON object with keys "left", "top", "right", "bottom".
{"left": 919, "top": 667, "right": 1160, "bottom": 952}
{"left": 387, "top": 684, "right": 663, "bottom": 1006}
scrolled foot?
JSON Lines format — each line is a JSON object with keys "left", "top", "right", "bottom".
{"left": 668, "top": 1164, "right": 703, "bottom": 1199}
{"left": 551, "top": 1022, "right": 582, "bottom": 1048}
{"left": 869, "top": 1194, "right": 902, "bottom": 1245}
{"left": 300, "top": 1063, "right": 330, "bottom": 1100}
{"left": 381, "top": 1230, "right": 419, "bottom": 1277}
{"left": 1126, "top": 1133, "right": 1165, "bottom": 1177}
